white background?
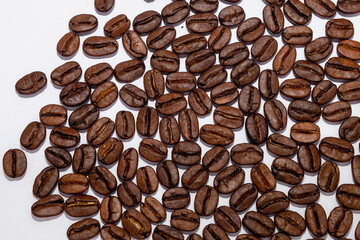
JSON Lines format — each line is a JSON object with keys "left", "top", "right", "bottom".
{"left": 0, "top": 0, "right": 360, "bottom": 239}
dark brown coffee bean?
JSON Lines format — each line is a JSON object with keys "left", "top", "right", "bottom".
{"left": 140, "top": 196, "right": 166, "bottom": 223}
{"left": 203, "top": 224, "right": 230, "bottom": 240}
{"left": 275, "top": 210, "right": 306, "bottom": 236}
{"left": 69, "top": 14, "right": 98, "bottom": 33}
{"left": 122, "top": 209, "right": 151, "bottom": 239}
{"left": 59, "top": 82, "right": 90, "bottom": 107}
{"left": 288, "top": 183, "right": 320, "bottom": 205}
{"left": 166, "top": 72, "right": 196, "bottom": 93}
{"left": 264, "top": 99, "right": 287, "bottom": 131}
{"left": 243, "top": 211, "right": 275, "bottom": 237}
{"left": 186, "top": 13, "right": 218, "bottom": 33}
{"left": 156, "top": 93, "right": 187, "bottom": 115}
{"left": 172, "top": 141, "right": 201, "bottom": 166}
{"left": 114, "top": 59, "right": 145, "bottom": 83}
{"left": 179, "top": 109, "right": 199, "bottom": 142}
{"left": 258, "top": 70, "right": 279, "bottom": 99}
{"left": 122, "top": 30, "right": 147, "bottom": 58}
{"left": 2, "top": 149, "right": 26, "bottom": 178}
{"left": 251, "top": 163, "right": 276, "bottom": 193}
{"left": 194, "top": 185, "right": 219, "bottom": 216}
{"left": 337, "top": 0, "right": 360, "bottom": 13}
{"left": 214, "top": 206, "right": 241, "bottom": 233}
{"left": 39, "top": 104, "right": 67, "bottom": 126}
{"left": 139, "top": 138, "right": 167, "bottom": 162}
{"left": 198, "top": 65, "right": 227, "bottom": 90}
{"left": 238, "top": 86, "right": 261, "bottom": 114}
{"left": 51, "top": 61, "right": 81, "bottom": 87}
{"left": 326, "top": 18, "right": 354, "bottom": 39}
{"left": 117, "top": 148, "right": 138, "bottom": 181}
{"left": 117, "top": 181, "right": 141, "bottom": 207}
{"left": 267, "top": 133, "right": 297, "bottom": 157}
{"left": 230, "top": 183, "right": 258, "bottom": 212}
{"left": 291, "top": 122, "right": 320, "bottom": 144}
{"left": 172, "top": 33, "right": 207, "bottom": 55}
{"left": 251, "top": 35, "right": 278, "bottom": 62}
{"left": 159, "top": 116, "right": 180, "bottom": 145}
{"left": 162, "top": 187, "right": 190, "bottom": 209}
{"left": 270, "top": 233, "right": 290, "bottom": 240}
{"left": 305, "top": 0, "right": 336, "bottom": 17}
{"left": 186, "top": 49, "right": 216, "bottom": 73}
{"left": 115, "top": 111, "right": 135, "bottom": 140}
{"left": 246, "top": 113, "right": 268, "bottom": 145}
{"left": 157, "top": 160, "right": 179, "bottom": 188}
{"left": 282, "top": 26, "right": 313, "bottom": 45}
{"left": 133, "top": 10, "right": 161, "bottom": 34}
{"left": 119, "top": 84, "right": 147, "bottom": 108}
{"left": 83, "top": 36, "right": 118, "bottom": 56}
{"left": 263, "top": 5, "right": 284, "bottom": 34}
{"left": 31, "top": 194, "right": 64, "bottom": 218}
{"left": 162, "top": 1, "right": 190, "bottom": 24}
{"left": 317, "top": 161, "right": 339, "bottom": 192}
{"left": 336, "top": 184, "right": 360, "bottom": 210}
{"left": 297, "top": 144, "right": 321, "bottom": 173}
{"left": 59, "top": 173, "right": 89, "bottom": 195}
{"left": 182, "top": 164, "right": 209, "bottom": 190}
{"left": 57, "top": 32, "right": 79, "bottom": 57}
{"left": 236, "top": 235, "right": 260, "bottom": 240}
{"left": 147, "top": 26, "right": 176, "bottom": 50}
{"left": 98, "top": 138, "right": 123, "bottom": 165}
{"left": 326, "top": 57, "right": 360, "bottom": 80}
{"left": 340, "top": 117, "right": 360, "bottom": 142}
{"left": 101, "top": 224, "right": 130, "bottom": 240}
{"left": 200, "top": 124, "right": 234, "bottom": 146}
{"left": 211, "top": 82, "right": 239, "bottom": 105}
{"left": 213, "top": 106, "right": 244, "bottom": 129}
{"left": 284, "top": 0, "right": 312, "bottom": 25}
{"left": 312, "top": 81, "right": 336, "bottom": 106}
{"left": 272, "top": 157, "right": 304, "bottom": 185}
{"left": 256, "top": 191, "right": 289, "bottom": 214}
{"left": 153, "top": 225, "right": 184, "bottom": 240}
{"left": 219, "top": 5, "right": 245, "bottom": 26}
{"left": 323, "top": 100, "right": 352, "bottom": 122}
{"left": 237, "top": 17, "right": 265, "bottom": 43}
{"left": 143, "top": 69, "right": 164, "bottom": 100}
{"left": 231, "top": 143, "right": 263, "bottom": 165}
{"left": 136, "top": 166, "right": 158, "bottom": 194}
{"left": 94, "top": 0, "right": 114, "bottom": 12}
{"left": 104, "top": 14, "right": 130, "bottom": 38}
{"left": 202, "top": 146, "right": 229, "bottom": 172}
{"left": 231, "top": 59, "right": 260, "bottom": 87}
{"left": 328, "top": 206, "right": 353, "bottom": 237}
{"left": 189, "top": 88, "right": 212, "bottom": 116}
{"left": 288, "top": 100, "right": 321, "bottom": 122}
{"left": 50, "top": 126, "right": 80, "bottom": 148}
{"left": 305, "top": 36, "right": 333, "bottom": 62}
{"left": 208, "top": 26, "right": 231, "bottom": 52}
{"left": 338, "top": 81, "right": 360, "bottom": 102}
{"left": 65, "top": 194, "right": 99, "bottom": 217}
{"left": 136, "top": 106, "right": 158, "bottom": 137}
{"left": 219, "top": 42, "right": 249, "bottom": 66}
{"left": 280, "top": 78, "right": 311, "bottom": 99}
{"left": 319, "top": 137, "right": 354, "bottom": 162}
{"left": 45, "top": 146, "right": 72, "bottom": 169}
{"left": 171, "top": 208, "right": 200, "bottom": 231}
{"left": 151, "top": 50, "right": 180, "bottom": 73}
{"left": 214, "top": 165, "right": 245, "bottom": 194}
{"left": 69, "top": 104, "right": 99, "bottom": 131}
{"left": 89, "top": 166, "right": 117, "bottom": 195}
{"left": 91, "top": 81, "right": 118, "bottom": 108}
{"left": 15, "top": 71, "right": 47, "bottom": 95}
{"left": 87, "top": 117, "right": 114, "bottom": 146}
{"left": 273, "top": 44, "right": 296, "bottom": 76}
{"left": 305, "top": 203, "right": 328, "bottom": 237}
{"left": 337, "top": 40, "right": 360, "bottom": 60}
{"left": 187, "top": 234, "right": 203, "bottom": 240}
{"left": 190, "top": 0, "right": 218, "bottom": 13}
{"left": 293, "top": 60, "right": 324, "bottom": 82}
{"left": 67, "top": 218, "right": 100, "bottom": 240}
{"left": 73, "top": 144, "right": 96, "bottom": 174}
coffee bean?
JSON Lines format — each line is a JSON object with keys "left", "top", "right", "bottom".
{"left": 288, "top": 183, "right": 320, "bottom": 205}
{"left": 45, "top": 146, "right": 72, "bottom": 169}
{"left": 87, "top": 117, "right": 115, "bottom": 146}
{"left": 117, "top": 148, "right": 138, "bottom": 181}
{"left": 171, "top": 208, "right": 200, "bottom": 231}
{"left": 194, "top": 185, "right": 219, "bottom": 216}
{"left": 297, "top": 144, "right": 321, "bottom": 173}
{"left": 2, "top": 149, "right": 27, "bottom": 178}
{"left": 89, "top": 166, "right": 117, "bottom": 195}
{"left": 187, "top": 234, "right": 203, "bottom": 240}
{"left": 213, "top": 106, "right": 244, "bottom": 129}
{"left": 264, "top": 99, "right": 287, "bottom": 131}
{"left": 140, "top": 196, "right": 166, "bottom": 223}
{"left": 156, "top": 93, "right": 187, "bottom": 115}
{"left": 202, "top": 146, "right": 229, "bottom": 172}
{"left": 338, "top": 40, "right": 360, "bottom": 60}
{"left": 153, "top": 225, "right": 184, "bottom": 240}
{"left": 50, "top": 126, "right": 80, "bottom": 148}
{"left": 305, "top": 0, "right": 336, "bottom": 17}
{"left": 312, "top": 80, "right": 337, "bottom": 105}
{"left": 139, "top": 138, "right": 167, "bottom": 162}
{"left": 119, "top": 84, "right": 147, "bottom": 108}
{"left": 338, "top": 81, "right": 360, "bottom": 104}
{"left": 190, "top": 0, "right": 218, "bottom": 13}
{"left": 136, "top": 166, "right": 158, "bottom": 194}
{"left": 67, "top": 218, "right": 100, "bottom": 240}
{"left": 208, "top": 26, "right": 231, "bottom": 51}
{"left": 267, "top": 133, "right": 297, "bottom": 157}
{"left": 272, "top": 157, "right": 304, "bottom": 185}
{"left": 172, "top": 33, "right": 207, "bottom": 54}
{"left": 326, "top": 18, "right": 354, "bottom": 39}
{"left": 238, "top": 86, "right": 261, "bottom": 114}
{"left": 337, "top": 0, "right": 360, "bottom": 14}
{"left": 263, "top": 5, "right": 284, "bottom": 34}
{"left": 186, "top": 49, "right": 216, "bottom": 73}
{"left": 214, "top": 165, "right": 245, "bottom": 194}
{"left": 31, "top": 194, "right": 64, "bottom": 218}
{"left": 69, "top": 14, "right": 98, "bottom": 33}
{"left": 91, "top": 81, "right": 118, "bottom": 108}
{"left": 182, "top": 164, "right": 209, "bottom": 190}
{"left": 159, "top": 116, "right": 180, "bottom": 145}
{"left": 337, "top": 184, "right": 360, "bottom": 210}
{"left": 122, "top": 209, "right": 151, "bottom": 239}
{"left": 270, "top": 233, "right": 290, "bottom": 240}
{"left": 15, "top": 71, "right": 47, "bottom": 95}
{"left": 323, "top": 101, "right": 351, "bottom": 122}
{"left": 251, "top": 35, "right": 278, "bottom": 62}
{"left": 115, "top": 111, "right": 135, "bottom": 140}
{"left": 293, "top": 60, "right": 324, "bottom": 82}
{"left": 51, "top": 61, "right": 82, "bottom": 87}
{"left": 231, "top": 59, "right": 260, "bottom": 87}
{"left": 320, "top": 137, "right": 354, "bottom": 162}
{"left": 305, "top": 203, "right": 328, "bottom": 237}
{"left": 98, "top": 138, "right": 123, "bottom": 165}
{"left": 274, "top": 210, "right": 306, "bottom": 236}
{"left": 117, "top": 181, "right": 141, "bottom": 207}
{"left": 186, "top": 13, "right": 218, "bottom": 33}
{"left": 236, "top": 235, "right": 260, "bottom": 240}
{"left": 341, "top": 116, "right": 360, "bottom": 143}
{"left": 211, "top": 82, "right": 239, "bottom": 105}
{"left": 282, "top": 26, "right": 313, "bottom": 45}
{"left": 156, "top": 160, "right": 179, "bottom": 188}
{"left": 94, "top": 0, "right": 114, "bottom": 12}
{"left": 273, "top": 44, "right": 296, "bottom": 76}
{"left": 317, "top": 161, "right": 339, "bottom": 192}
{"left": 122, "top": 30, "right": 147, "bottom": 58}
{"left": 231, "top": 143, "right": 263, "bottom": 165}
{"left": 246, "top": 113, "right": 268, "bottom": 145}
{"left": 136, "top": 106, "right": 159, "bottom": 137}
{"left": 237, "top": 17, "right": 265, "bottom": 43}
{"left": 104, "top": 14, "right": 130, "bottom": 38}
{"left": 101, "top": 224, "right": 130, "bottom": 240}
{"left": 283, "top": 0, "right": 312, "bottom": 25}
{"left": 100, "top": 196, "right": 122, "bottom": 224}
{"left": 133, "top": 10, "right": 161, "bottom": 34}
{"left": 280, "top": 78, "right": 311, "bottom": 99}
{"left": 83, "top": 36, "right": 118, "bottom": 56}
{"left": 143, "top": 69, "right": 164, "bottom": 99}
{"left": 114, "top": 59, "right": 145, "bottom": 83}
{"left": 243, "top": 211, "right": 275, "bottom": 237}
{"left": 198, "top": 65, "right": 227, "bottom": 90}
{"left": 147, "top": 26, "right": 176, "bottom": 50}
{"left": 305, "top": 36, "right": 333, "bottom": 62}
{"left": 59, "top": 173, "right": 89, "bottom": 195}
{"left": 179, "top": 108, "right": 199, "bottom": 141}
{"left": 258, "top": 70, "right": 279, "bottom": 99}
{"left": 189, "top": 88, "right": 212, "bottom": 116}
{"left": 73, "top": 144, "right": 96, "bottom": 174}
{"left": 328, "top": 206, "right": 353, "bottom": 237}
{"left": 256, "top": 191, "right": 289, "bottom": 214}
{"left": 39, "top": 104, "right": 67, "bottom": 126}
{"left": 166, "top": 72, "right": 196, "bottom": 93}
{"left": 214, "top": 206, "right": 241, "bottom": 233}
{"left": 172, "top": 141, "right": 201, "bottom": 166}
{"left": 288, "top": 100, "right": 321, "bottom": 122}
{"left": 290, "top": 122, "right": 320, "bottom": 144}
{"left": 219, "top": 5, "right": 245, "bottom": 27}
{"left": 230, "top": 183, "right": 258, "bottom": 212}
{"left": 203, "top": 224, "right": 230, "bottom": 240}
{"left": 65, "top": 194, "right": 99, "bottom": 217}
{"left": 162, "top": 1, "right": 190, "bottom": 24}
{"left": 162, "top": 187, "right": 190, "bottom": 209}
{"left": 20, "top": 121, "right": 46, "bottom": 150}
{"left": 251, "top": 163, "right": 276, "bottom": 193}
{"left": 57, "top": 32, "right": 79, "bottom": 57}
{"left": 326, "top": 57, "right": 360, "bottom": 80}
{"left": 59, "top": 82, "right": 90, "bottom": 107}
{"left": 200, "top": 124, "right": 234, "bottom": 146}
{"left": 219, "top": 42, "right": 249, "bottom": 66}
{"left": 151, "top": 50, "right": 180, "bottom": 73}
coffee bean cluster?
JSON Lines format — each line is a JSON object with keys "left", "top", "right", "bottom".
{"left": 5, "top": 0, "right": 360, "bottom": 239}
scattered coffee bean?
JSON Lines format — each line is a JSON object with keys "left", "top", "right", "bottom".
{"left": 288, "top": 183, "right": 320, "bottom": 205}
{"left": 318, "top": 161, "right": 340, "bottom": 192}
{"left": 194, "top": 185, "right": 219, "bottom": 216}
{"left": 117, "top": 148, "right": 138, "bottom": 181}
{"left": 69, "top": 14, "right": 98, "bottom": 33}
{"left": 214, "top": 165, "right": 245, "bottom": 194}
{"left": 258, "top": 69, "right": 279, "bottom": 99}
{"left": 156, "top": 160, "right": 179, "bottom": 188}
{"left": 256, "top": 191, "right": 289, "bottom": 215}
{"left": 3, "top": 149, "right": 27, "bottom": 178}
{"left": 73, "top": 144, "right": 96, "bottom": 174}
{"left": 31, "top": 194, "right": 64, "bottom": 218}
{"left": 326, "top": 18, "right": 354, "bottom": 40}
{"left": 59, "top": 82, "right": 90, "bottom": 107}
{"left": 140, "top": 196, "right": 166, "bottom": 223}
{"left": 114, "top": 59, "right": 145, "bottom": 83}
{"left": 246, "top": 113, "right": 268, "bottom": 145}
{"left": 117, "top": 181, "right": 141, "bottom": 207}
{"left": 133, "top": 10, "right": 161, "bottom": 34}
{"left": 159, "top": 116, "right": 180, "bottom": 145}
{"left": 67, "top": 218, "right": 100, "bottom": 240}
{"left": 263, "top": 5, "right": 284, "bottom": 34}
{"left": 57, "top": 32, "right": 80, "bottom": 57}
{"left": 51, "top": 61, "right": 82, "bottom": 87}
{"left": 230, "top": 183, "right": 258, "bottom": 212}
{"left": 161, "top": 1, "right": 190, "bottom": 24}
{"left": 59, "top": 173, "right": 89, "bottom": 195}
{"left": 328, "top": 206, "right": 353, "bottom": 238}
{"left": 186, "top": 13, "right": 218, "bottom": 33}
{"left": 143, "top": 69, "right": 164, "bottom": 99}
{"left": 64, "top": 194, "right": 100, "bottom": 217}
{"left": 214, "top": 206, "right": 241, "bottom": 233}
{"left": 272, "top": 157, "right": 304, "bottom": 185}
{"left": 104, "top": 14, "right": 130, "bottom": 38}
{"left": 16, "top": 71, "right": 47, "bottom": 95}
{"left": 45, "top": 146, "right": 72, "bottom": 169}
{"left": 20, "top": 121, "right": 46, "bottom": 150}
{"left": 136, "top": 166, "right": 158, "bottom": 194}
{"left": 283, "top": 0, "right": 312, "bottom": 25}
{"left": 179, "top": 108, "right": 199, "bottom": 142}
{"left": 238, "top": 85, "right": 261, "bottom": 114}
{"left": 243, "top": 211, "right": 275, "bottom": 237}
{"left": 251, "top": 163, "right": 276, "bottom": 193}
{"left": 264, "top": 99, "right": 287, "bottom": 131}
{"left": 274, "top": 210, "right": 306, "bottom": 236}
{"left": 319, "top": 137, "right": 354, "bottom": 162}
{"left": 305, "top": 203, "right": 328, "bottom": 237}
{"left": 122, "top": 209, "right": 151, "bottom": 239}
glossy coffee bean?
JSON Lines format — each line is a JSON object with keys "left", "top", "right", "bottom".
{"left": 337, "top": 0, "right": 360, "bottom": 14}
{"left": 59, "top": 82, "right": 90, "bottom": 107}
{"left": 258, "top": 70, "right": 279, "bottom": 99}
{"left": 91, "top": 81, "right": 118, "bottom": 108}
{"left": 273, "top": 44, "right": 296, "bottom": 76}
{"left": 251, "top": 35, "right": 277, "bottom": 62}
{"left": 143, "top": 69, "right": 164, "bottom": 99}
{"left": 251, "top": 163, "right": 276, "bottom": 193}
{"left": 219, "top": 42, "right": 249, "bottom": 66}
{"left": 293, "top": 60, "right": 324, "bottom": 82}
{"left": 257, "top": 191, "right": 289, "bottom": 214}
{"left": 208, "top": 26, "right": 231, "bottom": 51}
{"left": 156, "top": 93, "right": 187, "bottom": 115}
{"left": 274, "top": 210, "right": 306, "bottom": 236}
{"left": 282, "top": 26, "right": 313, "bottom": 45}
{"left": 198, "top": 65, "right": 227, "bottom": 90}
{"left": 83, "top": 36, "right": 118, "bottom": 56}
{"left": 326, "top": 18, "right": 354, "bottom": 39}
{"left": 338, "top": 81, "right": 360, "bottom": 102}
{"left": 288, "top": 183, "right": 320, "bottom": 205}
{"left": 39, "top": 104, "right": 67, "bottom": 126}
{"left": 328, "top": 206, "right": 353, "bottom": 238}
{"left": 100, "top": 196, "right": 122, "bottom": 224}
{"left": 172, "top": 141, "right": 201, "bottom": 166}
{"left": 114, "top": 59, "right": 145, "bottom": 83}
{"left": 72, "top": 144, "right": 96, "bottom": 174}
{"left": 312, "top": 80, "right": 337, "bottom": 105}
{"left": 104, "top": 14, "right": 130, "bottom": 38}
{"left": 214, "top": 206, "right": 241, "bottom": 233}
{"left": 323, "top": 101, "right": 351, "bottom": 122}
{"left": 153, "top": 225, "right": 184, "bottom": 240}
{"left": 133, "top": 10, "right": 161, "bottom": 34}
{"left": 246, "top": 113, "right": 268, "bottom": 145}
{"left": 57, "top": 32, "right": 79, "bottom": 57}
{"left": 202, "top": 146, "right": 229, "bottom": 172}
{"left": 119, "top": 84, "right": 147, "bottom": 108}
{"left": 94, "top": 0, "right": 114, "bottom": 12}
{"left": 15, "top": 71, "right": 47, "bottom": 95}
{"left": 117, "top": 181, "right": 141, "bottom": 207}
{"left": 200, "top": 124, "right": 234, "bottom": 146}
{"left": 190, "top": 0, "right": 218, "bottom": 13}
{"left": 237, "top": 17, "right": 265, "bottom": 43}
{"left": 101, "top": 224, "right": 130, "bottom": 240}
{"left": 231, "top": 59, "right": 260, "bottom": 87}
{"left": 139, "top": 138, "right": 167, "bottom": 162}
{"left": 136, "top": 166, "right": 158, "bottom": 194}
{"left": 352, "top": 156, "right": 360, "bottom": 185}
{"left": 186, "top": 49, "right": 216, "bottom": 73}
{"left": 115, "top": 111, "right": 135, "bottom": 140}
{"left": 189, "top": 88, "right": 212, "bottom": 116}
{"left": 187, "top": 234, "right": 203, "bottom": 240}
{"left": 58, "top": 173, "right": 88, "bottom": 195}
{"left": 219, "top": 5, "right": 245, "bottom": 27}
{"left": 159, "top": 116, "right": 180, "bottom": 145}
{"left": 31, "top": 194, "right": 64, "bottom": 218}
{"left": 290, "top": 122, "right": 320, "bottom": 144}
{"left": 264, "top": 99, "right": 287, "bottom": 131}
{"left": 238, "top": 85, "right": 261, "bottom": 114}
{"left": 194, "top": 185, "right": 219, "bottom": 216}
{"left": 162, "top": 1, "right": 190, "bottom": 24}
{"left": 230, "top": 183, "right": 258, "bottom": 212}
{"left": 280, "top": 78, "right": 311, "bottom": 99}
{"left": 50, "top": 126, "right": 80, "bottom": 148}
{"left": 318, "top": 161, "right": 339, "bottom": 192}
{"left": 214, "top": 165, "right": 245, "bottom": 194}
{"left": 172, "top": 33, "right": 207, "bottom": 55}
{"left": 336, "top": 184, "right": 360, "bottom": 210}
{"left": 283, "top": 0, "right": 312, "bottom": 25}
{"left": 340, "top": 117, "right": 360, "bottom": 142}
{"left": 69, "top": 14, "right": 98, "bottom": 33}
{"left": 263, "top": 5, "right": 284, "bottom": 34}
{"left": 69, "top": 104, "right": 99, "bottom": 130}
{"left": 337, "top": 40, "right": 360, "bottom": 60}
{"left": 179, "top": 109, "right": 199, "bottom": 142}
{"left": 267, "top": 133, "right": 297, "bottom": 157}
{"left": 211, "top": 82, "right": 239, "bottom": 105}
{"left": 122, "top": 209, "right": 151, "bottom": 239}
{"left": 305, "top": 37, "right": 333, "bottom": 62}
{"left": 203, "top": 224, "right": 230, "bottom": 240}
{"left": 231, "top": 143, "right": 263, "bottom": 165}
{"left": 89, "top": 166, "right": 117, "bottom": 195}
{"left": 171, "top": 208, "right": 200, "bottom": 231}
{"left": 162, "top": 187, "right": 190, "bottom": 210}
{"left": 305, "top": 203, "right": 328, "bottom": 237}
{"left": 186, "top": 13, "right": 218, "bottom": 33}
{"left": 182, "top": 164, "right": 209, "bottom": 190}
{"left": 157, "top": 160, "right": 179, "bottom": 188}
{"left": 140, "top": 196, "right": 166, "bottom": 223}
{"left": 136, "top": 106, "right": 158, "bottom": 137}
{"left": 67, "top": 218, "right": 100, "bottom": 240}
{"left": 243, "top": 211, "right": 275, "bottom": 237}
{"left": 297, "top": 144, "right": 321, "bottom": 173}
{"left": 305, "top": 0, "right": 336, "bottom": 17}
{"left": 213, "top": 106, "right": 244, "bottom": 129}
{"left": 117, "top": 148, "right": 138, "bottom": 181}
{"left": 87, "top": 117, "right": 115, "bottom": 146}
{"left": 2, "top": 149, "right": 27, "bottom": 178}
{"left": 151, "top": 50, "right": 180, "bottom": 73}
{"left": 166, "top": 72, "right": 196, "bottom": 93}
{"left": 288, "top": 100, "right": 321, "bottom": 122}
{"left": 319, "top": 137, "right": 354, "bottom": 162}
{"left": 98, "top": 138, "right": 123, "bottom": 165}
{"left": 122, "top": 30, "right": 147, "bottom": 58}
{"left": 51, "top": 61, "right": 81, "bottom": 87}
{"left": 272, "top": 157, "right": 304, "bottom": 185}
{"left": 325, "top": 57, "right": 360, "bottom": 80}
{"left": 64, "top": 194, "right": 100, "bottom": 217}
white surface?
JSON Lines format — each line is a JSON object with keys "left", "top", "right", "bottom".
{"left": 0, "top": 0, "right": 359, "bottom": 239}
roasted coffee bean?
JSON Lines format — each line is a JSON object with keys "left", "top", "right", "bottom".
{"left": 231, "top": 143, "right": 263, "bottom": 165}
{"left": 57, "top": 32, "right": 79, "bottom": 57}
{"left": 162, "top": 1, "right": 190, "bottom": 24}
{"left": 133, "top": 10, "right": 161, "bottom": 34}
{"left": 143, "top": 69, "right": 164, "bottom": 99}
{"left": 83, "top": 36, "right": 118, "bottom": 56}
{"left": 87, "top": 117, "right": 114, "bottom": 146}
{"left": 305, "top": 36, "right": 333, "bottom": 62}
{"left": 89, "top": 166, "right": 117, "bottom": 195}
{"left": 101, "top": 224, "right": 130, "bottom": 240}
{"left": 51, "top": 61, "right": 82, "bottom": 87}
{"left": 189, "top": 88, "right": 212, "bottom": 116}
{"left": 219, "top": 5, "right": 245, "bottom": 26}
{"left": 251, "top": 35, "right": 278, "bottom": 62}
{"left": 65, "top": 194, "right": 99, "bottom": 217}
{"left": 280, "top": 78, "right": 311, "bottom": 99}
{"left": 69, "top": 104, "right": 99, "bottom": 130}
{"left": 213, "top": 106, "right": 244, "bottom": 129}
{"left": 151, "top": 50, "right": 180, "bottom": 73}
{"left": 273, "top": 44, "right": 296, "bottom": 76}
{"left": 147, "top": 26, "right": 176, "bottom": 50}
{"left": 114, "top": 59, "right": 145, "bottom": 83}
{"left": 283, "top": 0, "right": 312, "bottom": 25}
{"left": 98, "top": 138, "right": 123, "bottom": 165}
{"left": 166, "top": 72, "right": 196, "bottom": 93}
{"left": 251, "top": 163, "right": 276, "bottom": 193}
{"left": 117, "top": 148, "right": 138, "bottom": 181}
{"left": 171, "top": 208, "right": 200, "bottom": 231}
{"left": 328, "top": 206, "right": 353, "bottom": 237}
{"left": 219, "top": 42, "right": 249, "bottom": 66}
{"left": 312, "top": 80, "right": 337, "bottom": 105}
{"left": 208, "top": 26, "right": 231, "bottom": 51}
{"left": 282, "top": 26, "right": 313, "bottom": 45}
{"left": 264, "top": 99, "right": 287, "bottom": 131}
{"left": 50, "top": 126, "right": 80, "bottom": 148}
{"left": 258, "top": 69, "right": 279, "bottom": 99}
{"left": 186, "top": 13, "right": 218, "bottom": 33}
{"left": 230, "top": 183, "right": 258, "bottom": 212}
{"left": 238, "top": 86, "right": 261, "bottom": 114}
{"left": 15, "top": 71, "right": 47, "bottom": 95}
{"left": 117, "top": 181, "right": 141, "bottom": 207}
{"left": 323, "top": 101, "right": 351, "bottom": 122}
{"left": 214, "top": 206, "right": 241, "bottom": 233}
{"left": 153, "top": 225, "right": 184, "bottom": 240}
{"left": 236, "top": 235, "right": 261, "bottom": 240}
{"left": 94, "top": 0, "right": 114, "bottom": 12}
{"left": 190, "top": 0, "right": 218, "bottom": 13}
{"left": 119, "top": 84, "right": 147, "bottom": 108}
{"left": 237, "top": 17, "right": 265, "bottom": 43}
{"left": 293, "top": 60, "right": 324, "bottom": 82}
{"left": 157, "top": 160, "right": 179, "bottom": 188}
{"left": 297, "top": 144, "right": 321, "bottom": 173}
{"left": 267, "top": 133, "right": 297, "bottom": 157}
{"left": 104, "top": 14, "right": 130, "bottom": 38}
{"left": 59, "top": 173, "right": 89, "bottom": 195}
{"left": 140, "top": 196, "right": 166, "bottom": 223}
{"left": 69, "top": 14, "right": 98, "bottom": 33}
{"left": 136, "top": 106, "right": 159, "bottom": 137}
{"left": 305, "top": 203, "right": 328, "bottom": 237}
{"left": 73, "top": 144, "right": 96, "bottom": 174}
{"left": 91, "top": 81, "right": 118, "bottom": 108}
{"left": 200, "top": 124, "right": 234, "bottom": 146}
{"left": 179, "top": 108, "right": 199, "bottom": 141}
{"left": 186, "top": 49, "right": 216, "bottom": 73}
{"left": 337, "top": 0, "right": 360, "bottom": 14}
{"left": 159, "top": 116, "right": 180, "bottom": 145}
{"left": 203, "top": 224, "right": 230, "bottom": 240}
{"left": 288, "top": 100, "right": 321, "bottom": 122}
{"left": 156, "top": 93, "right": 187, "bottom": 115}
{"left": 270, "top": 233, "right": 290, "bottom": 240}
{"left": 139, "top": 138, "right": 167, "bottom": 162}
{"left": 198, "top": 65, "right": 227, "bottom": 90}
{"left": 305, "top": 0, "right": 336, "bottom": 17}
{"left": 39, "top": 104, "right": 67, "bottom": 126}
{"left": 337, "top": 40, "right": 360, "bottom": 60}
{"left": 202, "top": 146, "right": 229, "bottom": 172}
{"left": 162, "top": 187, "right": 190, "bottom": 209}
{"left": 263, "top": 5, "right": 284, "bottom": 34}
{"left": 194, "top": 185, "right": 219, "bottom": 216}
{"left": 326, "top": 18, "right": 354, "bottom": 39}
{"left": 2, "top": 149, "right": 27, "bottom": 178}
{"left": 122, "top": 209, "right": 151, "bottom": 239}
{"left": 319, "top": 137, "right": 354, "bottom": 162}
{"left": 338, "top": 81, "right": 360, "bottom": 102}
{"left": 272, "top": 157, "right": 304, "bottom": 185}
{"left": 317, "top": 161, "right": 339, "bottom": 192}
{"left": 337, "top": 184, "right": 360, "bottom": 210}
{"left": 290, "top": 122, "right": 320, "bottom": 144}
{"left": 59, "top": 82, "right": 90, "bottom": 107}
{"left": 187, "top": 234, "right": 203, "bottom": 240}
{"left": 257, "top": 191, "right": 289, "bottom": 214}
{"left": 211, "top": 82, "right": 239, "bottom": 105}
{"left": 214, "top": 165, "right": 245, "bottom": 194}
{"left": 67, "top": 218, "right": 100, "bottom": 240}
{"left": 274, "top": 210, "right": 306, "bottom": 236}
{"left": 288, "top": 183, "right": 320, "bottom": 205}
{"left": 182, "top": 164, "right": 209, "bottom": 190}
{"left": 100, "top": 196, "right": 122, "bottom": 223}
{"left": 31, "top": 194, "right": 64, "bottom": 218}
{"left": 122, "top": 30, "right": 147, "bottom": 58}
{"left": 246, "top": 113, "right": 268, "bottom": 145}
{"left": 231, "top": 59, "right": 260, "bottom": 87}
{"left": 172, "top": 33, "right": 207, "bottom": 54}
{"left": 325, "top": 57, "right": 360, "bottom": 80}
{"left": 340, "top": 117, "right": 360, "bottom": 142}
{"left": 45, "top": 146, "right": 72, "bottom": 169}
{"left": 172, "top": 141, "right": 201, "bottom": 166}
{"left": 136, "top": 166, "right": 158, "bottom": 194}
{"left": 243, "top": 211, "right": 275, "bottom": 237}
{"left": 115, "top": 111, "right": 135, "bottom": 140}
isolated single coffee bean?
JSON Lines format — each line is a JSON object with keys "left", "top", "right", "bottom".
{"left": 211, "top": 82, "right": 239, "bottom": 105}
{"left": 69, "top": 14, "right": 98, "bottom": 33}
{"left": 2, "top": 149, "right": 27, "bottom": 178}
{"left": 143, "top": 69, "right": 164, "bottom": 99}
{"left": 189, "top": 88, "right": 212, "bottom": 116}
{"left": 179, "top": 109, "right": 199, "bottom": 142}
{"left": 115, "top": 111, "right": 135, "bottom": 140}
{"left": 231, "top": 59, "right": 260, "bottom": 87}
{"left": 104, "top": 14, "right": 130, "bottom": 38}
{"left": 87, "top": 117, "right": 115, "bottom": 146}
{"left": 31, "top": 194, "right": 64, "bottom": 218}
{"left": 200, "top": 124, "right": 234, "bottom": 146}
{"left": 51, "top": 61, "right": 82, "bottom": 87}
{"left": 136, "top": 166, "right": 158, "bottom": 194}
{"left": 336, "top": 184, "right": 360, "bottom": 210}
{"left": 251, "top": 35, "right": 277, "bottom": 62}
{"left": 181, "top": 164, "right": 209, "bottom": 190}
{"left": 57, "top": 32, "right": 80, "bottom": 57}
{"left": 219, "top": 42, "right": 249, "bottom": 66}
{"left": 67, "top": 218, "right": 100, "bottom": 240}
{"left": 186, "top": 49, "right": 216, "bottom": 74}
{"left": 198, "top": 65, "right": 227, "bottom": 90}
{"left": 202, "top": 146, "right": 229, "bottom": 172}
{"left": 166, "top": 72, "right": 196, "bottom": 93}
{"left": 203, "top": 224, "right": 230, "bottom": 240}
{"left": 16, "top": 71, "right": 47, "bottom": 95}
{"left": 153, "top": 225, "right": 184, "bottom": 240}
{"left": 156, "top": 93, "right": 187, "bottom": 115}
{"left": 238, "top": 85, "right": 261, "bottom": 114}
{"left": 98, "top": 138, "right": 123, "bottom": 165}
{"left": 91, "top": 81, "right": 118, "bottom": 108}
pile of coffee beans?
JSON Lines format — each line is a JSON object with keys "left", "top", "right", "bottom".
{"left": 4, "top": 0, "right": 360, "bottom": 239}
